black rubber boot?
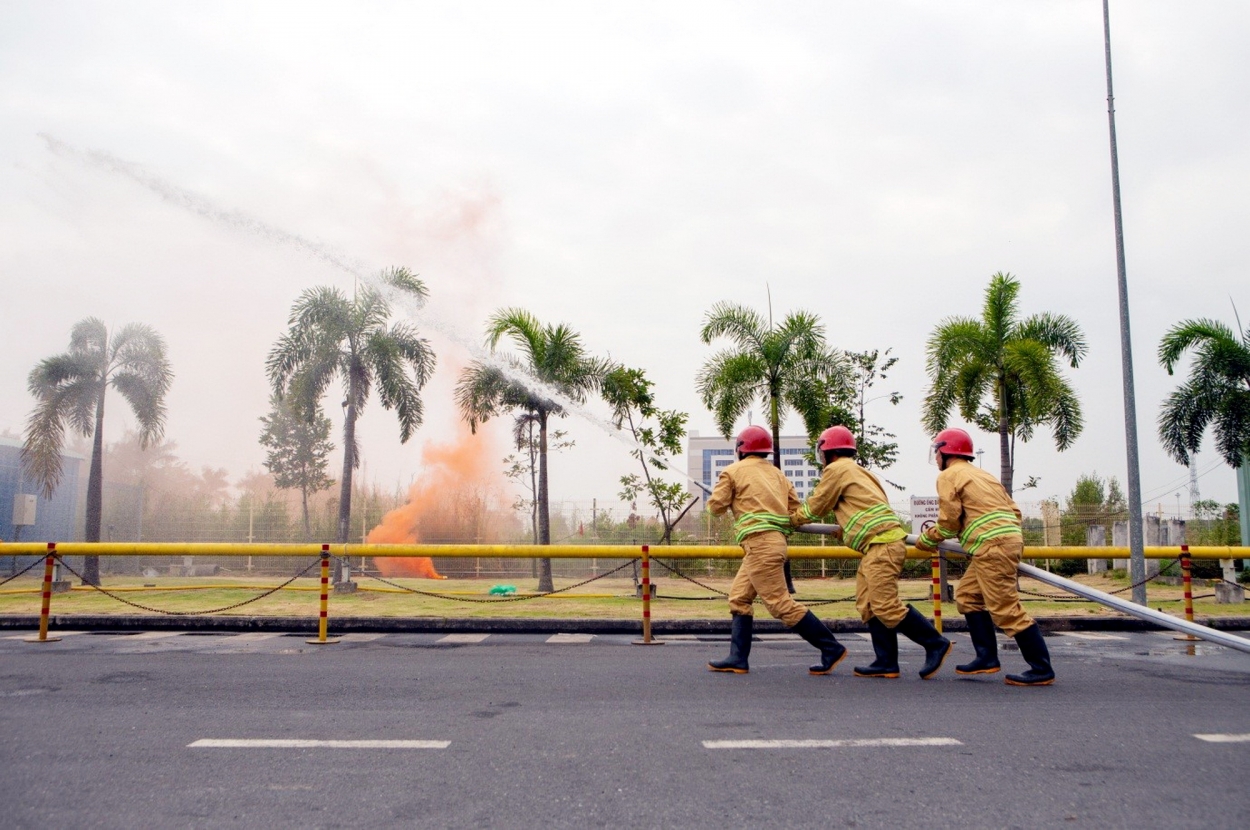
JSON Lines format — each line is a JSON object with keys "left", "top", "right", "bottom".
{"left": 896, "top": 605, "right": 953, "bottom": 680}
{"left": 708, "top": 613, "right": 753, "bottom": 673}
{"left": 790, "top": 611, "right": 847, "bottom": 675}
{"left": 853, "top": 617, "right": 900, "bottom": 678}
{"left": 784, "top": 559, "right": 796, "bottom": 595}
{"left": 1005, "top": 624, "right": 1055, "bottom": 687}
{"left": 955, "top": 611, "right": 1001, "bottom": 676}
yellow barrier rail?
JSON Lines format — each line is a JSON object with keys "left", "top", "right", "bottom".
{"left": 5, "top": 538, "right": 1246, "bottom": 649}
{"left": 0, "top": 542, "right": 1245, "bottom": 559}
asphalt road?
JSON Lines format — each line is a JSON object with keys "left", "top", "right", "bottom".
{"left": 2, "top": 627, "right": 1248, "bottom": 829}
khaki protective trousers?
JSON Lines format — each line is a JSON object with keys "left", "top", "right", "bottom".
{"left": 855, "top": 540, "right": 909, "bottom": 627}
{"left": 953, "top": 537, "right": 1034, "bottom": 636}
{"left": 728, "top": 531, "right": 808, "bottom": 627}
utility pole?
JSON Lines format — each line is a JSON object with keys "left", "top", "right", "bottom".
{"left": 1103, "top": 0, "right": 1147, "bottom": 605}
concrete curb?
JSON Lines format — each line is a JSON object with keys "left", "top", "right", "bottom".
{"left": 1, "top": 614, "right": 1247, "bottom": 635}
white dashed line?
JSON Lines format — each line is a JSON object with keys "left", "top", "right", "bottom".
{"left": 228, "top": 632, "right": 283, "bottom": 642}
{"left": 111, "top": 631, "right": 184, "bottom": 641}
{"left": 704, "top": 738, "right": 962, "bottom": 749}
{"left": 339, "top": 633, "right": 386, "bottom": 642}
{"left": 1060, "top": 632, "right": 1129, "bottom": 641}
{"left": 546, "top": 633, "right": 595, "bottom": 643}
{"left": 189, "top": 739, "right": 449, "bottom": 749}
{"left": 436, "top": 633, "right": 490, "bottom": 644}
{"left": 1194, "top": 733, "right": 1250, "bottom": 743}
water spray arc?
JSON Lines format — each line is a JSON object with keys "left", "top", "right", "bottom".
{"left": 40, "top": 135, "right": 715, "bottom": 513}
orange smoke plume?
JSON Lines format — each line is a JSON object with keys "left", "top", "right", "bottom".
{"left": 368, "top": 425, "right": 507, "bottom": 579}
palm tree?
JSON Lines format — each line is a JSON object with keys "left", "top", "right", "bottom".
{"left": 456, "top": 308, "right": 608, "bottom": 592}
{"left": 1157, "top": 317, "right": 1250, "bottom": 468}
{"left": 266, "top": 268, "right": 435, "bottom": 576}
{"left": 22, "top": 318, "right": 172, "bottom": 585}
{"left": 921, "top": 272, "right": 1086, "bottom": 495}
{"left": 696, "top": 301, "right": 850, "bottom": 465}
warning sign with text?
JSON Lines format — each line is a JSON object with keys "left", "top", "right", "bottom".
{"left": 910, "top": 496, "right": 939, "bottom": 537}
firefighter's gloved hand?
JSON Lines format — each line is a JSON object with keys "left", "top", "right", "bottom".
{"left": 914, "top": 535, "right": 938, "bottom": 553}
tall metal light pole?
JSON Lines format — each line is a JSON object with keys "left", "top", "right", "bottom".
{"left": 1102, "top": 0, "right": 1147, "bottom": 604}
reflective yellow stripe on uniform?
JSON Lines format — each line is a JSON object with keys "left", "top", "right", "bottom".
{"left": 844, "top": 504, "right": 904, "bottom": 552}
{"left": 960, "top": 510, "right": 1022, "bottom": 555}
{"left": 734, "top": 512, "right": 792, "bottom": 544}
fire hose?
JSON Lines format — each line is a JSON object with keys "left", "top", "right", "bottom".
{"left": 796, "top": 523, "right": 1250, "bottom": 656}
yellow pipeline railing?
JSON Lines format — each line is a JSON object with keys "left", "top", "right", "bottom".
{"left": 0, "top": 542, "right": 1244, "bottom": 559}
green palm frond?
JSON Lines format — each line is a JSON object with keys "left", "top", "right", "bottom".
{"left": 486, "top": 308, "right": 545, "bottom": 363}
{"left": 1157, "top": 316, "right": 1250, "bottom": 467}
{"left": 982, "top": 272, "right": 1020, "bottom": 344}
{"left": 1212, "top": 392, "right": 1250, "bottom": 466}
{"left": 379, "top": 267, "right": 429, "bottom": 303}
{"left": 68, "top": 317, "right": 108, "bottom": 357}
{"left": 924, "top": 317, "right": 987, "bottom": 376}
{"left": 1015, "top": 312, "right": 1088, "bottom": 368}
{"left": 1047, "top": 378, "right": 1084, "bottom": 451}
{"left": 700, "top": 302, "right": 767, "bottom": 351}
{"left": 696, "top": 349, "right": 766, "bottom": 438}
{"left": 1158, "top": 318, "right": 1239, "bottom": 374}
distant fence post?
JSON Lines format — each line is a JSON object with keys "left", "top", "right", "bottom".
{"left": 1112, "top": 521, "right": 1129, "bottom": 570}
{"left": 1086, "top": 525, "right": 1107, "bottom": 574}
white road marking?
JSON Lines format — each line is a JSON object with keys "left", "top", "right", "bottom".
{"left": 111, "top": 631, "right": 183, "bottom": 641}
{"left": 228, "top": 632, "right": 283, "bottom": 642}
{"left": 1194, "top": 733, "right": 1250, "bottom": 743}
{"left": 1059, "top": 632, "right": 1129, "bottom": 641}
{"left": 339, "top": 633, "right": 386, "bottom": 642}
{"left": 703, "top": 738, "right": 962, "bottom": 749}
{"left": 856, "top": 633, "right": 874, "bottom": 641}
{"left": 189, "top": 739, "right": 449, "bottom": 749}
{"left": 436, "top": 633, "right": 490, "bottom": 644}
{"left": 546, "top": 633, "right": 594, "bottom": 643}
{"left": 754, "top": 633, "right": 800, "bottom": 641}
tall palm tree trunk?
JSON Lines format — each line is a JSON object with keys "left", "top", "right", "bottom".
{"left": 536, "top": 411, "right": 554, "bottom": 592}
{"left": 82, "top": 389, "right": 106, "bottom": 585}
{"left": 334, "top": 400, "right": 356, "bottom": 582}
{"left": 767, "top": 392, "right": 795, "bottom": 591}
{"left": 998, "top": 400, "right": 1013, "bottom": 496}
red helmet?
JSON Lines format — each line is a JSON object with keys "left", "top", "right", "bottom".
{"left": 932, "top": 427, "right": 975, "bottom": 461}
{"left": 736, "top": 425, "right": 773, "bottom": 456}
{"left": 818, "top": 426, "right": 856, "bottom": 453}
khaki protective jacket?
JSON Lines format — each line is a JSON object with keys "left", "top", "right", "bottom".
{"left": 706, "top": 456, "right": 801, "bottom": 545}
{"left": 791, "top": 457, "right": 906, "bottom": 553}
{"left": 920, "top": 458, "right": 1023, "bottom": 555}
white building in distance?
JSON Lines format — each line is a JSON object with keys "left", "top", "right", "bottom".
{"left": 686, "top": 431, "right": 823, "bottom": 510}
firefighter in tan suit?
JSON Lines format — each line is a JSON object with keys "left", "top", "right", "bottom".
{"left": 706, "top": 425, "right": 847, "bottom": 675}
{"left": 792, "top": 426, "right": 952, "bottom": 679}
{"left": 916, "top": 428, "right": 1055, "bottom": 686}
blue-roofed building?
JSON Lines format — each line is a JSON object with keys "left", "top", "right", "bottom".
{"left": 0, "top": 436, "right": 83, "bottom": 552}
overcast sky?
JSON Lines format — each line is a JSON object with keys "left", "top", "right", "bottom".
{"left": 1, "top": 1, "right": 1246, "bottom": 518}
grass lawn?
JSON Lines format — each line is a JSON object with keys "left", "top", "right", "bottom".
{"left": 1, "top": 570, "right": 1245, "bottom": 622}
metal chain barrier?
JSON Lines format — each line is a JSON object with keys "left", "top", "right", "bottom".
{"left": 650, "top": 558, "right": 730, "bottom": 597}
{"left": 650, "top": 557, "right": 927, "bottom": 607}
{"left": 1104, "top": 559, "right": 1179, "bottom": 595}
{"left": 0, "top": 556, "right": 47, "bottom": 587}
{"left": 55, "top": 556, "right": 322, "bottom": 615}
{"left": 341, "top": 555, "right": 639, "bottom": 603}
